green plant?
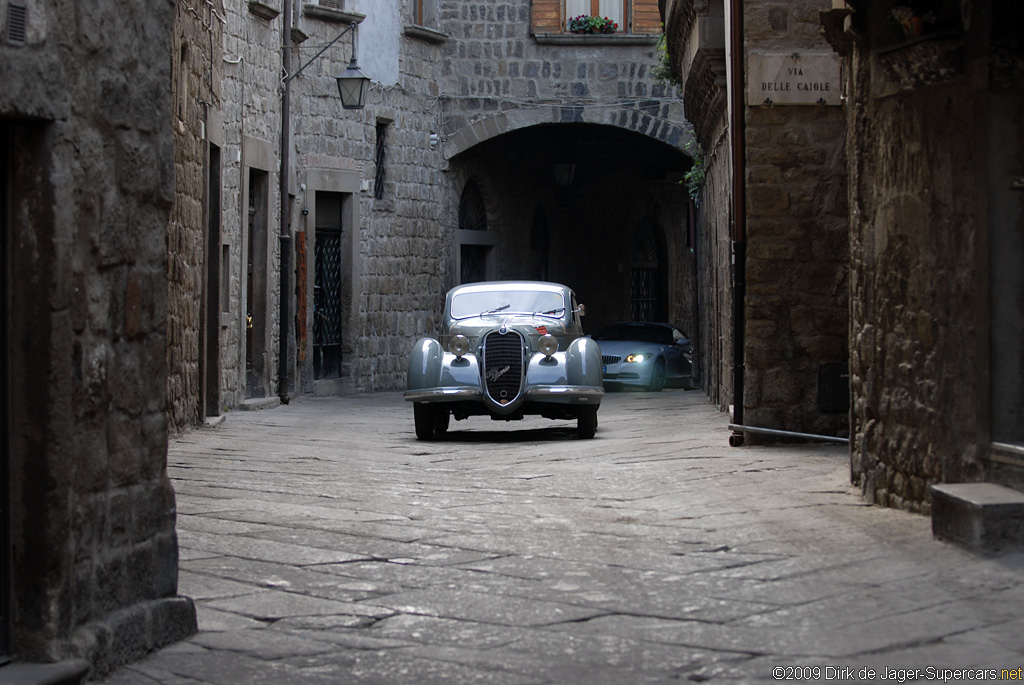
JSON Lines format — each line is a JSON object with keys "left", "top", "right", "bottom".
{"left": 652, "top": 32, "right": 680, "bottom": 86}
{"left": 567, "top": 15, "right": 618, "bottom": 34}
{"left": 682, "top": 139, "right": 705, "bottom": 201}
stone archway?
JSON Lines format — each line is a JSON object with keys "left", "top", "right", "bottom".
{"left": 444, "top": 120, "right": 695, "bottom": 335}
{"left": 442, "top": 104, "right": 696, "bottom": 163}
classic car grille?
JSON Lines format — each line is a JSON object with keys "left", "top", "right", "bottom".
{"left": 483, "top": 330, "right": 523, "bottom": 403}
{"left": 602, "top": 355, "right": 621, "bottom": 365}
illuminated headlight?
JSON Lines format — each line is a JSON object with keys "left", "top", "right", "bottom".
{"left": 626, "top": 354, "right": 647, "bottom": 363}
{"left": 449, "top": 335, "right": 470, "bottom": 359}
{"left": 538, "top": 334, "right": 558, "bottom": 358}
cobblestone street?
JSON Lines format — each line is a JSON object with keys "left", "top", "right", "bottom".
{"left": 105, "top": 391, "right": 1024, "bottom": 684}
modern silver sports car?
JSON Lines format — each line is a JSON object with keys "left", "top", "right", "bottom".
{"left": 404, "top": 281, "right": 605, "bottom": 439}
{"left": 594, "top": 322, "right": 695, "bottom": 391}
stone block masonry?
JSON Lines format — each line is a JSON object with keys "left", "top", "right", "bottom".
{"left": 3, "top": 0, "right": 197, "bottom": 674}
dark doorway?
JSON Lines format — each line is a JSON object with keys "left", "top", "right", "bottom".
{"left": 630, "top": 218, "right": 667, "bottom": 322}
{"left": 313, "top": 192, "right": 343, "bottom": 380}
{"left": 458, "top": 179, "right": 491, "bottom": 284}
{"left": 1, "top": 121, "right": 10, "bottom": 663}
{"left": 246, "top": 169, "right": 269, "bottom": 398}
{"left": 529, "top": 208, "right": 550, "bottom": 281}
{"left": 204, "top": 145, "right": 222, "bottom": 417}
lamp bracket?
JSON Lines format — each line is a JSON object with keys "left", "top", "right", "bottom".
{"left": 282, "top": 21, "right": 357, "bottom": 85}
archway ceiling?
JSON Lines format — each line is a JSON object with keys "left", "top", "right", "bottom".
{"left": 455, "top": 122, "right": 695, "bottom": 190}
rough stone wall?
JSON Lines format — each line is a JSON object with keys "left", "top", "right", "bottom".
{"left": 440, "top": 0, "right": 680, "bottom": 137}
{"left": 2, "top": 0, "right": 194, "bottom": 672}
{"left": 663, "top": 0, "right": 732, "bottom": 409}
{"left": 167, "top": 1, "right": 223, "bottom": 431}
{"left": 839, "top": 1, "right": 1023, "bottom": 511}
{"left": 218, "top": 4, "right": 285, "bottom": 405}
{"left": 693, "top": 119, "right": 734, "bottom": 409}
{"left": 740, "top": 0, "right": 849, "bottom": 439}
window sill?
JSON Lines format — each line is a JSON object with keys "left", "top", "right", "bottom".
{"left": 404, "top": 24, "right": 448, "bottom": 44}
{"left": 302, "top": 4, "right": 365, "bottom": 24}
{"left": 533, "top": 33, "right": 659, "bottom": 46}
{"left": 248, "top": 0, "right": 280, "bottom": 21}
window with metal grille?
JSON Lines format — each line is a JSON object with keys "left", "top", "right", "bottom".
{"left": 630, "top": 220, "right": 664, "bottom": 322}
{"left": 6, "top": 2, "right": 26, "bottom": 46}
{"left": 374, "top": 122, "right": 387, "bottom": 200}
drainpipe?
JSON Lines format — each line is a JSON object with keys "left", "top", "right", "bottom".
{"left": 728, "top": 0, "right": 746, "bottom": 446}
{"left": 689, "top": 198, "right": 701, "bottom": 388}
{"left": 278, "top": 0, "right": 293, "bottom": 404}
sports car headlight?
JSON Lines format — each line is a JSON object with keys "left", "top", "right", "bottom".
{"left": 449, "top": 335, "right": 470, "bottom": 359}
{"left": 538, "top": 334, "right": 558, "bottom": 358}
{"left": 626, "top": 354, "right": 647, "bottom": 363}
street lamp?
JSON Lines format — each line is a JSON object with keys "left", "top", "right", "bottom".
{"left": 336, "top": 57, "right": 369, "bottom": 110}
{"left": 278, "top": 17, "right": 369, "bottom": 403}
{"left": 283, "top": 21, "right": 370, "bottom": 106}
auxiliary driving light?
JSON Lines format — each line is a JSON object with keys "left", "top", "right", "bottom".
{"left": 449, "top": 335, "right": 470, "bottom": 359}
{"left": 538, "top": 334, "right": 558, "bottom": 358}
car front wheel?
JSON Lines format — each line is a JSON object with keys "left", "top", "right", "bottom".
{"left": 647, "top": 359, "right": 666, "bottom": 392}
{"left": 434, "top": 408, "right": 450, "bottom": 435}
{"left": 577, "top": 406, "right": 598, "bottom": 439}
{"left": 414, "top": 403, "right": 435, "bottom": 440}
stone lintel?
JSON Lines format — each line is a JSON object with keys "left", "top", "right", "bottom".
{"left": 931, "top": 482, "right": 1024, "bottom": 556}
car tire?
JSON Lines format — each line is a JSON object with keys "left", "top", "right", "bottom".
{"left": 647, "top": 359, "right": 666, "bottom": 392}
{"left": 434, "top": 408, "right": 450, "bottom": 435}
{"left": 414, "top": 403, "right": 435, "bottom": 440}
{"left": 577, "top": 406, "right": 598, "bottom": 439}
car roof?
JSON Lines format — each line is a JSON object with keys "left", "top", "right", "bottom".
{"left": 451, "top": 281, "right": 570, "bottom": 295}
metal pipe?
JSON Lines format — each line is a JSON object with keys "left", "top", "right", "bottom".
{"left": 728, "top": 0, "right": 746, "bottom": 429}
{"left": 729, "top": 423, "right": 850, "bottom": 445}
{"left": 277, "top": 0, "right": 294, "bottom": 404}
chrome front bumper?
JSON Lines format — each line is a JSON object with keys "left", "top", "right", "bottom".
{"left": 404, "top": 385, "right": 603, "bottom": 404}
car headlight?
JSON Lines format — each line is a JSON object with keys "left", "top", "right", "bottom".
{"left": 538, "top": 334, "right": 558, "bottom": 358}
{"left": 626, "top": 354, "right": 647, "bottom": 363}
{"left": 449, "top": 335, "right": 470, "bottom": 359}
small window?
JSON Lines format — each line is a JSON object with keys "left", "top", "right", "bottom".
{"left": 412, "top": 0, "right": 439, "bottom": 28}
{"left": 532, "top": 0, "right": 663, "bottom": 36}
{"left": 374, "top": 122, "right": 387, "bottom": 201}
{"left": 566, "top": 0, "right": 624, "bottom": 31}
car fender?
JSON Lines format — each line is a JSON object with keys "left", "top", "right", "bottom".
{"left": 566, "top": 336, "right": 603, "bottom": 387}
{"left": 407, "top": 338, "right": 442, "bottom": 390}
{"left": 440, "top": 353, "right": 481, "bottom": 387}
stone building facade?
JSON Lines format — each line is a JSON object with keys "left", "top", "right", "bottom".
{"left": 165, "top": 0, "right": 702, "bottom": 431}
{"left": 663, "top": 0, "right": 850, "bottom": 441}
{"left": 1, "top": 0, "right": 195, "bottom": 677}
{"left": 822, "top": 0, "right": 1024, "bottom": 515}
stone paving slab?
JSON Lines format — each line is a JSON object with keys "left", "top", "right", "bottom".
{"left": 98, "top": 391, "right": 1024, "bottom": 684}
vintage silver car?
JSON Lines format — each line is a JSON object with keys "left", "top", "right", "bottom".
{"left": 404, "top": 281, "right": 604, "bottom": 439}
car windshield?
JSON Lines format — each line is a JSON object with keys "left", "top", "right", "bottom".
{"left": 451, "top": 290, "right": 565, "bottom": 320}
{"left": 595, "top": 324, "right": 672, "bottom": 345}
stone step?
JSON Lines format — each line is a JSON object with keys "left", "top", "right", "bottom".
{"left": 931, "top": 482, "right": 1024, "bottom": 556}
{"left": 1, "top": 659, "right": 89, "bottom": 685}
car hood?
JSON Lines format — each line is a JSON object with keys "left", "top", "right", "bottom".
{"left": 450, "top": 315, "right": 569, "bottom": 351}
{"left": 593, "top": 339, "right": 666, "bottom": 356}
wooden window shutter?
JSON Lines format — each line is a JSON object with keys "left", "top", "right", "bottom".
{"left": 532, "top": 0, "right": 562, "bottom": 33}
{"left": 632, "top": 0, "right": 662, "bottom": 34}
